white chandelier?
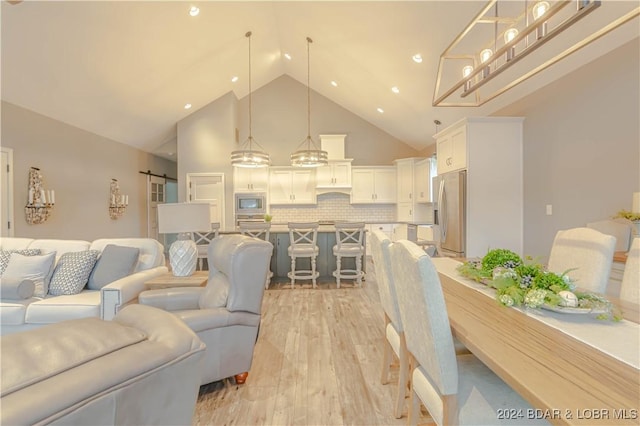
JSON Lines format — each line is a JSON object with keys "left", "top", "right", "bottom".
{"left": 290, "top": 37, "right": 328, "bottom": 168}
{"left": 231, "top": 31, "right": 270, "bottom": 168}
{"left": 433, "top": 0, "right": 639, "bottom": 107}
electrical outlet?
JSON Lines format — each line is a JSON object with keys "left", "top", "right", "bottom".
{"left": 546, "top": 204, "right": 553, "bottom": 215}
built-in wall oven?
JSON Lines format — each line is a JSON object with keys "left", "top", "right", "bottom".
{"left": 234, "top": 192, "right": 267, "bottom": 226}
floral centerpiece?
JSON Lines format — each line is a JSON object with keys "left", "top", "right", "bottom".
{"left": 457, "top": 248, "right": 620, "bottom": 321}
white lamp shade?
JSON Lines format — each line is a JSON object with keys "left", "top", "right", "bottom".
{"left": 157, "top": 203, "right": 211, "bottom": 234}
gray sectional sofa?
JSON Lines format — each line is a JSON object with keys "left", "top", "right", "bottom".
{"left": 0, "top": 237, "right": 167, "bottom": 335}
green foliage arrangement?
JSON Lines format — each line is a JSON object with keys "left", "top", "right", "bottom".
{"left": 614, "top": 210, "right": 640, "bottom": 222}
{"left": 457, "top": 248, "right": 620, "bottom": 321}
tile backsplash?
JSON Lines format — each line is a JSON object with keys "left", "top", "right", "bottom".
{"left": 270, "top": 193, "right": 396, "bottom": 223}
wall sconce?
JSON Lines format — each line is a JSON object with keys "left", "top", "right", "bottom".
{"left": 109, "top": 179, "right": 128, "bottom": 220}
{"left": 25, "top": 167, "right": 55, "bottom": 225}
{"left": 432, "top": 0, "right": 638, "bottom": 107}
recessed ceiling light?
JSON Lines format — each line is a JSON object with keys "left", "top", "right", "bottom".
{"left": 168, "top": 152, "right": 175, "bottom": 156}
{"left": 377, "top": 107, "right": 384, "bottom": 114}
{"left": 231, "top": 76, "right": 239, "bottom": 83}
{"left": 184, "top": 103, "right": 192, "bottom": 110}
{"left": 331, "top": 81, "right": 338, "bottom": 87}
{"left": 284, "top": 53, "right": 292, "bottom": 60}
{"left": 412, "top": 54, "right": 423, "bottom": 63}
{"left": 189, "top": 6, "right": 199, "bottom": 17}
{"left": 391, "top": 86, "right": 400, "bottom": 94}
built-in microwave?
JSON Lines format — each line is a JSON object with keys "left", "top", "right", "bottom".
{"left": 234, "top": 193, "right": 266, "bottom": 216}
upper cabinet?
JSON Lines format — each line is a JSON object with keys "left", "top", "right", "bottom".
{"left": 436, "top": 124, "right": 467, "bottom": 174}
{"left": 415, "top": 158, "right": 432, "bottom": 203}
{"left": 269, "top": 167, "right": 316, "bottom": 205}
{"left": 394, "top": 158, "right": 432, "bottom": 222}
{"left": 395, "top": 158, "right": 415, "bottom": 203}
{"left": 316, "top": 160, "right": 352, "bottom": 189}
{"left": 233, "top": 167, "right": 268, "bottom": 192}
{"left": 351, "top": 167, "right": 396, "bottom": 204}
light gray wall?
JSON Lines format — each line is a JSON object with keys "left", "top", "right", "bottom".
{"left": 497, "top": 38, "right": 640, "bottom": 259}
{"left": 241, "top": 75, "right": 419, "bottom": 166}
{"left": 177, "top": 75, "right": 420, "bottom": 230}
{"left": 1, "top": 101, "right": 176, "bottom": 241}
{"left": 177, "top": 91, "right": 238, "bottom": 230}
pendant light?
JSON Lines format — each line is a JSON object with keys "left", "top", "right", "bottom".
{"left": 290, "top": 37, "right": 328, "bottom": 168}
{"left": 231, "top": 31, "right": 270, "bottom": 168}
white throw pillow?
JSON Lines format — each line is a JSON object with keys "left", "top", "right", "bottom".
{"left": 3, "top": 252, "right": 56, "bottom": 298}
{"left": 0, "top": 249, "right": 41, "bottom": 276}
{"left": 49, "top": 250, "right": 100, "bottom": 296}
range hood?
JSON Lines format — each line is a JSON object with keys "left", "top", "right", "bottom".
{"left": 315, "top": 134, "right": 352, "bottom": 195}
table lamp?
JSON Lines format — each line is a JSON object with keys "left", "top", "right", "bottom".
{"left": 158, "top": 202, "right": 211, "bottom": 276}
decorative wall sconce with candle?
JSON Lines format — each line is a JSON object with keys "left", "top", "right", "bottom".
{"left": 109, "top": 179, "right": 129, "bottom": 220}
{"left": 25, "top": 167, "right": 55, "bottom": 225}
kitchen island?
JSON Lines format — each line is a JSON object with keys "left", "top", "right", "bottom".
{"left": 267, "top": 224, "right": 366, "bottom": 283}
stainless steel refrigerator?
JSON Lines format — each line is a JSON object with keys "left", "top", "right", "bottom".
{"left": 433, "top": 170, "right": 466, "bottom": 257}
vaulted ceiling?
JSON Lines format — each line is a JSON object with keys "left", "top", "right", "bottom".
{"left": 2, "top": 1, "right": 638, "bottom": 160}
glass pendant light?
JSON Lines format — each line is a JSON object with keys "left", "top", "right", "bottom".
{"left": 231, "top": 31, "right": 270, "bottom": 168}
{"left": 290, "top": 37, "right": 328, "bottom": 168}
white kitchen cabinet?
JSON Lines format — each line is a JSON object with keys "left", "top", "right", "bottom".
{"left": 233, "top": 167, "right": 268, "bottom": 192}
{"left": 269, "top": 168, "right": 316, "bottom": 205}
{"left": 395, "top": 158, "right": 415, "bottom": 203}
{"left": 394, "top": 158, "right": 432, "bottom": 222}
{"left": 391, "top": 223, "right": 408, "bottom": 242}
{"left": 396, "top": 202, "right": 414, "bottom": 223}
{"left": 415, "top": 158, "right": 432, "bottom": 203}
{"left": 437, "top": 124, "right": 467, "bottom": 174}
{"left": 351, "top": 167, "right": 396, "bottom": 204}
{"left": 434, "top": 117, "right": 524, "bottom": 257}
{"left": 365, "top": 223, "right": 394, "bottom": 254}
{"left": 316, "top": 160, "right": 352, "bottom": 188}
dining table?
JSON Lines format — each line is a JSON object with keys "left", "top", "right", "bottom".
{"left": 432, "top": 257, "right": 640, "bottom": 426}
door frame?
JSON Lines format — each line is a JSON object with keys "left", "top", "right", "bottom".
{"left": 1, "top": 147, "right": 15, "bottom": 237}
{"left": 186, "top": 172, "right": 226, "bottom": 230}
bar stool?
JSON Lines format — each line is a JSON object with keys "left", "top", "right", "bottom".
{"left": 333, "top": 222, "right": 365, "bottom": 288}
{"left": 287, "top": 222, "right": 320, "bottom": 289}
{"left": 239, "top": 221, "right": 273, "bottom": 289}
{"left": 193, "top": 222, "right": 220, "bottom": 271}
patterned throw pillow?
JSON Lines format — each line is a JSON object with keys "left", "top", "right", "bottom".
{"left": 49, "top": 250, "right": 101, "bottom": 296}
{"left": 0, "top": 249, "right": 41, "bottom": 276}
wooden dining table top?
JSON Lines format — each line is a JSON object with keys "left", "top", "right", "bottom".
{"left": 432, "top": 257, "right": 640, "bottom": 426}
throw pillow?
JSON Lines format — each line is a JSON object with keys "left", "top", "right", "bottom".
{"left": 0, "top": 249, "right": 41, "bottom": 276}
{"left": 49, "top": 250, "right": 101, "bottom": 296}
{"left": 0, "top": 277, "right": 35, "bottom": 300}
{"left": 2, "top": 252, "right": 56, "bottom": 298}
{"left": 198, "top": 274, "right": 229, "bottom": 309}
{"left": 87, "top": 245, "right": 140, "bottom": 290}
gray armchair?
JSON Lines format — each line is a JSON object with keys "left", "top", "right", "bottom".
{"left": 139, "top": 234, "right": 273, "bottom": 385}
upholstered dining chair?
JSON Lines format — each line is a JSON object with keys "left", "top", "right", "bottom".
{"left": 586, "top": 219, "right": 633, "bottom": 252}
{"left": 369, "top": 229, "right": 409, "bottom": 419}
{"left": 193, "top": 223, "right": 220, "bottom": 271}
{"left": 239, "top": 221, "right": 273, "bottom": 289}
{"left": 388, "top": 240, "right": 542, "bottom": 426}
{"left": 547, "top": 227, "right": 616, "bottom": 294}
{"left": 620, "top": 238, "right": 640, "bottom": 304}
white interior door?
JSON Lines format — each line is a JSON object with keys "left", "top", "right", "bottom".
{"left": 147, "top": 175, "right": 167, "bottom": 241}
{"left": 187, "top": 173, "right": 225, "bottom": 229}
{"left": 1, "top": 148, "right": 14, "bottom": 237}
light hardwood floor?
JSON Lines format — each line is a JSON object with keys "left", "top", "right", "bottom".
{"left": 193, "top": 259, "right": 427, "bottom": 425}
